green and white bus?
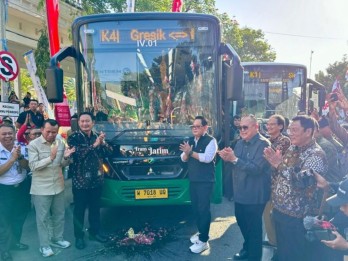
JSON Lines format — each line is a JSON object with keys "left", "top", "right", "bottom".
{"left": 241, "top": 62, "right": 325, "bottom": 120}
{"left": 46, "top": 12, "right": 243, "bottom": 206}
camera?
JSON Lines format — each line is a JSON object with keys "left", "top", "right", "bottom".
{"left": 330, "top": 93, "right": 338, "bottom": 102}
{"left": 293, "top": 169, "right": 316, "bottom": 189}
{"left": 306, "top": 229, "right": 336, "bottom": 242}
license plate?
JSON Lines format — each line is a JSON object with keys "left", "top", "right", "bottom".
{"left": 135, "top": 188, "right": 168, "bottom": 199}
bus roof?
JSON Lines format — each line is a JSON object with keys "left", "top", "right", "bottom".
{"left": 241, "top": 62, "right": 306, "bottom": 68}
{"left": 73, "top": 12, "right": 220, "bottom": 28}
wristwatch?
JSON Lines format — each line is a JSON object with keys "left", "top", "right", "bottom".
{"left": 232, "top": 158, "right": 238, "bottom": 164}
{"left": 188, "top": 150, "right": 193, "bottom": 157}
{"left": 17, "top": 155, "right": 24, "bottom": 160}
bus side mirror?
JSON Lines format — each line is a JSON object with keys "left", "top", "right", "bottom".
{"left": 46, "top": 66, "right": 64, "bottom": 103}
{"left": 232, "top": 63, "right": 243, "bottom": 100}
{"left": 224, "top": 62, "right": 243, "bottom": 101}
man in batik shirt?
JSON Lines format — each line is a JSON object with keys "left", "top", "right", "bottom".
{"left": 264, "top": 115, "right": 327, "bottom": 261}
{"left": 67, "top": 112, "right": 112, "bottom": 250}
{"left": 263, "top": 115, "right": 290, "bottom": 253}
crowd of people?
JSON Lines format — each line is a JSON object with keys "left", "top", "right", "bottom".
{"left": 219, "top": 89, "right": 348, "bottom": 261}
{"left": 0, "top": 104, "right": 109, "bottom": 260}
{"left": 4, "top": 89, "right": 348, "bottom": 260}
{"left": 181, "top": 89, "right": 348, "bottom": 260}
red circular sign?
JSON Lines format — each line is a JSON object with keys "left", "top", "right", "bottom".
{"left": 0, "top": 51, "right": 19, "bottom": 81}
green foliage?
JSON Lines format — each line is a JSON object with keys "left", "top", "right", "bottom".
{"left": 19, "top": 68, "right": 35, "bottom": 98}
{"left": 183, "top": 0, "right": 217, "bottom": 14}
{"left": 64, "top": 77, "right": 76, "bottom": 105}
{"left": 34, "top": 29, "right": 50, "bottom": 89}
{"left": 134, "top": 0, "right": 172, "bottom": 12}
{"left": 236, "top": 28, "right": 276, "bottom": 62}
{"left": 219, "top": 14, "right": 276, "bottom": 62}
{"left": 315, "top": 55, "right": 348, "bottom": 94}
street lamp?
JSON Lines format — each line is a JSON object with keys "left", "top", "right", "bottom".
{"left": 309, "top": 50, "right": 314, "bottom": 78}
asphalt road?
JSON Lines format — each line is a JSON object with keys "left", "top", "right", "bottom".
{"left": 12, "top": 180, "right": 273, "bottom": 261}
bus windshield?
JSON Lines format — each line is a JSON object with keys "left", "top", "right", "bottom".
{"left": 77, "top": 18, "right": 218, "bottom": 140}
{"left": 242, "top": 63, "right": 306, "bottom": 119}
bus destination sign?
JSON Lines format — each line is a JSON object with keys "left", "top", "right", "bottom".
{"left": 248, "top": 71, "right": 296, "bottom": 81}
{"left": 99, "top": 28, "right": 195, "bottom": 46}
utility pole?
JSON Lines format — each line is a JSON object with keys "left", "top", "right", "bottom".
{"left": 0, "top": 0, "right": 9, "bottom": 102}
{"left": 309, "top": 50, "right": 314, "bottom": 79}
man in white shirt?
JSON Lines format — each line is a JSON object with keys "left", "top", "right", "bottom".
{"left": 179, "top": 116, "right": 217, "bottom": 254}
{"left": 0, "top": 124, "right": 30, "bottom": 261}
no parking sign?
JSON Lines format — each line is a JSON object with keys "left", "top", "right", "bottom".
{"left": 0, "top": 51, "right": 19, "bottom": 81}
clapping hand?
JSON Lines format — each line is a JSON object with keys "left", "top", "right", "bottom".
{"left": 179, "top": 141, "right": 192, "bottom": 155}
{"left": 64, "top": 146, "right": 75, "bottom": 158}
{"left": 11, "top": 145, "right": 21, "bottom": 161}
{"left": 93, "top": 131, "right": 106, "bottom": 148}
{"left": 263, "top": 147, "right": 282, "bottom": 168}
{"left": 218, "top": 147, "right": 237, "bottom": 162}
{"left": 50, "top": 141, "right": 58, "bottom": 161}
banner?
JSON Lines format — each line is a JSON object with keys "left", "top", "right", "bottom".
{"left": 46, "top": 0, "right": 60, "bottom": 56}
{"left": 54, "top": 92, "right": 71, "bottom": 127}
{"left": 45, "top": 0, "right": 71, "bottom": 126}
{"left": 23, "top": 50, "right": 53, "bottom": 118}
{"left": 172, "top": 0, "right": 183, "bottom": 12}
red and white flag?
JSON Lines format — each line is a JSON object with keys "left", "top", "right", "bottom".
{"left": 332, "top": 78, "right": 341, "bottom": 93}
{"left": 322, "top": 79, "right": 341, "bottom": 116}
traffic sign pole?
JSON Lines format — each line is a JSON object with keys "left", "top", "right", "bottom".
{"left": 0, "top": 0, "right": 8, "bottom": 102}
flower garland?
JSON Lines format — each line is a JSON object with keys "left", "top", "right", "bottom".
{"left": 104, "top": 223, "right": 176, "bottom": 257}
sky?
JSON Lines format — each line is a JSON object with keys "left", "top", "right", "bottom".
{"left": 215, "top": 0, "right": 348, "bottom": 78}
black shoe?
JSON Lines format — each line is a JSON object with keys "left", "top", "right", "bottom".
{"left": 1, "top": 251, "right": 12, "bottom": 261}
{"left": 262, "top": 240, "right": 276, "bottom": 248}
{"left": 75, "top": 238, "right": 85, "bottom": 250}
{"left": 233, "top": 249, "right": 248, "bottom": 260}
{"left": 11, "top": 243, "right": 29, "bottom": 251}
{"left": 89, "top": 233, "right": 108, "bottom": 243}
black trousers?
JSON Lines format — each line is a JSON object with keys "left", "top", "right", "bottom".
{"left": 234, "top": 202, "right": 266, "bottom": 261}
{"left": 0, "top": 178, "right": 30, "bottom": 252}
{"left": 190, "top": 182, "right": 214, "bottom": 243}
{"left": 273, "top": 209, "right": 307, "bottom": 261}
{"left": 73, "top": 186, "right": 102, "bottom": 239}
{"left": 223, "top": 163, "right": 233, "bottom": 200}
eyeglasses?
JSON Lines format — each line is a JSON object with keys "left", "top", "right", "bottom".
{"left": 286, "top": 128, "right": 301, "bottom": 135}
{"left": 238, "top": 125, "right": 249, "bottom": 131}
{"left": 267, "top": 123, "right": 278, "bottom": 126}
{"left": 190, "top": 125, "right": 203, "bottom": 129}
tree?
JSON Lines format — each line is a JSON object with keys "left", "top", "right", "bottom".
{"left": 64, "top": 77, "right": 76, "bottom": 106}
{"left": 34, "top": 29, "right": 50, "bottom": 89}
{"left": 19, "top": 69, "right": 35, "bottom": 99}
{"left": 134, "top": 0, "right": 172, "bottom": 12}
{"left": 219, "top": 13, "right": 276, "bottom": 62}
{"left": 315, "top": 55, "right": 348, "bottom": 93}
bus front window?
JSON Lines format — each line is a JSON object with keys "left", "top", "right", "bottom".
{"left": 242, "top": 64, "right": 306, "bottom": 119}
{"left": 78, "top": 20, "right": 217, "bottom": 139}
